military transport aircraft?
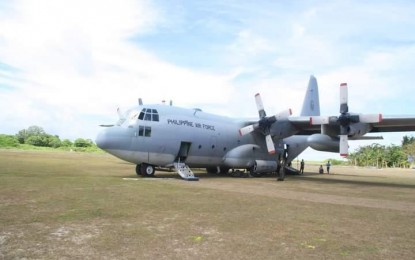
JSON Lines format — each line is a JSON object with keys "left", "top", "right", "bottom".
{"left": 96, "top": 76, "right": 415, "bottom": 181}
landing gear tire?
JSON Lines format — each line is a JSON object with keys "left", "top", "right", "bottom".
{"left": 277, "top": 168, "right": 285, "bottom": 181}
{"left": 249, "top": 167, "right": 263, "bottom": 177}
{"left": 206, "top": 167, "right": 218, "bottom": 174}
{"left": 219, "top": 167, "right": 230, "bottom": 174}
{"left": 141, "top": 163, "right": 155, "bottom": 177}
{"left": 135, "top": 164, "right": 142, "bottom": 176}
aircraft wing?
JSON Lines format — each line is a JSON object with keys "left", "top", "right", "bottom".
{"left": 370, "top": 115, "right": 415, "bottom": 132}
{"left": 288, "top": 115, "right": 415, "bottom": 134}
{"left": 288, "top": 116, "right": 321, "bottom": 135}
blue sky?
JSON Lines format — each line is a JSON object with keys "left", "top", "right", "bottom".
{"left": 1, "top": 0, "right": 415, "bottom": 160}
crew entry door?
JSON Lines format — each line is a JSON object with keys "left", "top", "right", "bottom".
{"left": 176, "top": 142, "right": 191, "bottom": 162}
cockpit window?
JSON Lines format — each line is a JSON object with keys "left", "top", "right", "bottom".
{"left": 138, "top": 126, "right": 151, "bottom": 137}
{"left": 138, "top": 112, "right": 144, "bottom": 120}
{"left": 138, "top": 108, "right": 159, "bottom": 122}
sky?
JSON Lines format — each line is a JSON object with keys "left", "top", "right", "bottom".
{"left": 1, "top": 0, "right": 415, "bottom": 160}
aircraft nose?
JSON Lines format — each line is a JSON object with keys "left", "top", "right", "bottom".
{"left": 96, "top": 126, "right": 132, "bottom": 152}
{"left": 96, "top": 128, "right": 109, "bottom": 150}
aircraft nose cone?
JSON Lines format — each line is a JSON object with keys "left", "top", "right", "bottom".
{"left": 96, "top": 128, "right": 109, "bottom": 150}
{"left": 96, "top": 126, "right": 132, "bottom": 152}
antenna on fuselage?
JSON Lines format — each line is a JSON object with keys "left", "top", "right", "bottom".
{"left": 170, "top": 100, "right": 173, "bottom": 106}
{"left": 138, "top": 98, "right": 143, "bottom": 105}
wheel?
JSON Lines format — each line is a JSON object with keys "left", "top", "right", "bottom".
{"left": 219, "top": 167, "right": 230, "bottom": 174}
{"left": 249, "top": 167, "right": 263, "bottom": 177}
{"left": 278, "top": 168, "right": 286, "bottom": 181}
{"left": 206, "top": 167, "right": 218, "bottom": 174}
{"left": 135, "top": 164, "right": 142, "bottom": 176}
{"left": 141, "top": 163, "right": 155, "bottom": 177}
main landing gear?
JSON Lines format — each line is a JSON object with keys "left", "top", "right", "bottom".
{"left": 136, "top": 163, "right": 155, "bottom": 177}
{"left": 277, "top": 168, "right": 285, "bottom": 181}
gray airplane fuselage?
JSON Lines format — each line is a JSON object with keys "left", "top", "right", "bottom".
{"left": 96, "top": 104, "right": 308, "bottom": 171}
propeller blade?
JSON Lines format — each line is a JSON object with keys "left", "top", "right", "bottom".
{"left": 310, "top": 116, "right": 330, "bottom": 125}
{"left": 339, "top": 135, "right": 349, "bottom": 157}
{"left": 340, "top": 83, "right": 348, "bottom": 114}
{"left": 117, "top": 107, "right": 124, "bottom": 119}
{"left": 265, "top": 134, "right": 276, "bottom": 154}
{"left": 359, "top": 113, "right": 383, "bottom": 123}
{"left": 239, "top": 125, "right": 256, "bottom": 136}
{"left": 255, "top": 93, "right": 266, "bottom": 118}
{"left": 275, "top": 108, "right": 292, "bottom": 119}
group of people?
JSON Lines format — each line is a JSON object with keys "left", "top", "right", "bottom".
{"left": 319, "top": 160, "right": 331, "bottom": 174}
{"left": 299, "top": 159, "right": 332, "bottom": 174}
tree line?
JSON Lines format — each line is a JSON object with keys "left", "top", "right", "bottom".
{"left": 1, "top": 126, "right": 414, "bottom": 166}
{"left": 0, "top": 125, "right": 98, "bottom": 151}
{"left": 348, "top": 136, "right": 415, "bottom": 168}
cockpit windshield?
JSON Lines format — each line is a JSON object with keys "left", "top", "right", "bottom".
{"left": 138, "top": 108, "right": 159, "bottom": 122}
{"left": 116, "top": 108, "right": 159, "bottom": 126}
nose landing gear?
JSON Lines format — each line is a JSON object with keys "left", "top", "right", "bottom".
{"left": 136, "top": 163, "right": 155, "bottom": 177}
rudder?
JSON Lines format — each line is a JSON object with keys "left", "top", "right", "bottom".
{"left": 300, "top": 75, "right": 320, "bottom": 116}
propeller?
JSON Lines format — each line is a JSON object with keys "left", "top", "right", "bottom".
{"left": 310, "top": 83, "right": 382, "bottom": 157}
{"left": 239, "top": 93, "right": 292, "bottom": 154}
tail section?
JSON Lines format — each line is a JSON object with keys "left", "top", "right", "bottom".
{"left": 300, "top": 75, "right": 320, "bottom": 116}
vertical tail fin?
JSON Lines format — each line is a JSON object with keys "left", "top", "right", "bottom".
{"left": 300, "top": 75, "right": 320, "bottom": 116}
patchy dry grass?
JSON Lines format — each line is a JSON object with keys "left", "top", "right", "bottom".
{"left": 1, "top": 150, "right": 415, "bottom": 259}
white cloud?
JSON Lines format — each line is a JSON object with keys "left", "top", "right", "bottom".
{"left": 0, "top": 0, "right": 236, "bottom": 140}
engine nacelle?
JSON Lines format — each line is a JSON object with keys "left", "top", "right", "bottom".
{"left": 348, "top": 123, "right": 372, "bottom": 138}
{"left": 270, "top": 120, "right": 299, "bottom": 139}
{"left": 253, "top": 160, "right": 278, "bottom": 173}
{"left": 307, "top": 134, "right": 339, "bottom": 153}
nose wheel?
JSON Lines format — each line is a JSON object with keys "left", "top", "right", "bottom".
{"left": 136, "top": 163, "right": 155, "bottom": 177}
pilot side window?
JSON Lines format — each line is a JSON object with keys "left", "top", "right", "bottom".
{"left": 138, "top": 126, "right": 151, "bottom": 137}
{"left": 138, "top": 108, "right": 159, "bottom": 122}
{"left": 138, "top": 112, "right": 144, "bottom": 120}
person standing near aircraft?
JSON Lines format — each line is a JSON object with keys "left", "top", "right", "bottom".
{"left": 326, "top": 160, "right": 331, "bottom": 174}
{"left": 319, "top": 165, "right": 324, "bottom": 174}
{"left": 300, "top": 159, "right": 305, "bottom": 174}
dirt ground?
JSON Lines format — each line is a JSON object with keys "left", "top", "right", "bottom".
{"left": 1, "top": 150, "right": 415, "bottom": 259}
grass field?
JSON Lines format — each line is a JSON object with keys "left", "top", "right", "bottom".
{"left": 1, "top": 150, "right": 415, "bottom": 259}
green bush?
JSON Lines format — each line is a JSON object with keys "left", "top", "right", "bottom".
{"left": 0, "top": 134, "right": 20, "bottom": 147}
{"left": 74, "top": 138, "right": 93, "bottom": 148}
